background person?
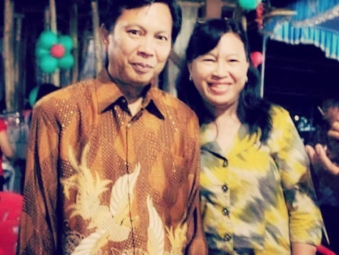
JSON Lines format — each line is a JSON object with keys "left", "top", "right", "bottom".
{"left": 306, "top": 97, "right": 339, "bottom": 255}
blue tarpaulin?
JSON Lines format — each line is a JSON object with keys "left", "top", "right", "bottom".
{"left": 263, "top": 0, "right": 339, "bottom": 61}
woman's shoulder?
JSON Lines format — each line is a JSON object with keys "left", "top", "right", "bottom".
{"left": 269, "top": 104, "right": 291, "bottom": 120}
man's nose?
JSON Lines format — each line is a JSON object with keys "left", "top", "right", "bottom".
{"left": 137, "top": 36, "right": 155, "bottom": 57}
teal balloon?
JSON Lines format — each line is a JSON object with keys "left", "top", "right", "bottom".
{"left": 38, "top": 31, "right": 58, "bottom": 49}
{"left": 58, "top": 54, "right": 74, "bottom": 69}
{"left": 239, "top": 0, "right": 261, "bottom": 10}
{"left": 39, "top": 55, "right": 58, "bottom": 73}
{"left": 58, "top": 36, "right": 74, "bottom": 51}
{"left": 29, "top": 86, "right": 39, "bottom": 108}
{"left": 35, "top": 47, "right": 50, "bottom": 59}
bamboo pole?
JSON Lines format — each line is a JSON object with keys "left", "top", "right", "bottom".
{"left": 91, "top": 0, "right": 102, "bottom": 76}
{"left": 41, "top": 7, "right": 51, "bottom": 84}
{"left": 14, "top": 15, "right": 24, "bottom": 111}
{"left": 70, "top": 2, "right": 79, "bottom": 83}
{"left": 4, "top": 0, "right": 15, "bottom": 112}
{"left": 49, "top": 0, "right": 60, "bottom": 86}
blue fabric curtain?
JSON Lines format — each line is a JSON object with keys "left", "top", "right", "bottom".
{"left": 263, "top": 0, "right": 339, "bottom": 61}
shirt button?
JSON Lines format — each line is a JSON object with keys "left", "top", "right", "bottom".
{"left": 223, "top": 234, "right": 232, "bottom": 242}
{"left": 222, "top": 184, "right": 228, "bottom": 192}
{"left": 222, "top": 159, "right": 228, "bottom": 167}
{"left": 127, "top": 123, "right": 131, "bottom": 128}
{"left": 222, "top": 208, "right": 229, "bottom": 216}
{"left": 114, "top": 105, "right": 119, "bottom": 110}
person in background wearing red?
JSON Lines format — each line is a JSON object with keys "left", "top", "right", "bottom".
{"left": 0, "top": 118, "right": 15, "bottom": 191}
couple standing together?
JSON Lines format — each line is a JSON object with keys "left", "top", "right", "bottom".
{"left": 18, "top": 0, "right": 323, "bottom": 254}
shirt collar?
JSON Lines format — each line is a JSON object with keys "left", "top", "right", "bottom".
{"left": 95, "top": 68, "right": 165, "bottom": 119}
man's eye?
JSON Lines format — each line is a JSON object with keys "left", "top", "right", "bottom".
{"left": 157, "top": 35, "right": 168, "bottom": 41}
{"left": 203, "top": 58, "right": 215, "bottom": 62}
{"left": 128, "top": 30, "right": 140, "bottom": 36}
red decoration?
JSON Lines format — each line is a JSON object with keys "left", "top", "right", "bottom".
{"left": 50, "top": 44, "right": 66, "bottom": 58}
{"left": 250, "top": 51, "right": 263, "bottom": 68}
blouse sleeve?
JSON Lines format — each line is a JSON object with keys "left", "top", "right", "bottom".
{"left": 270, "top": 106, "right": 323, "bottom": 245}
{"left": 18, "top": 104, "right": 61, "bottom": 255}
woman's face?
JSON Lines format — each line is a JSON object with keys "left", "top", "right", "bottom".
{"left": 188, "top": 32, "right": 249, "bottom": 111}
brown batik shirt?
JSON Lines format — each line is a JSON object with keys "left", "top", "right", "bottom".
{"left": 18, "top": 69, "right": 206, "bottom": 255}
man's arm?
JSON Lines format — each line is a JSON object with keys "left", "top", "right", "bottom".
{"left": 184, "top": 115, "right": 207, "bottom": 255}
{"left": 18, "top": 105, "right": 60, "bottom": 255}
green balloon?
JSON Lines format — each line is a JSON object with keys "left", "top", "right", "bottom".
{"left": 239, "top": 0, "right": 260, "bottom": 10}
{"left": 29, "top": 86, "right": 39, "bottom": 108}
{"left": 58, "top": 54, "right": 74, "bottom": 69}
{"left": 35, "top": 47, "right": 50, "bottom": 59}
{"left": 38, "top": 31, "right": 58, "bottom": 49}
{"left": 39, "top": 55, "right": 58, "bottom": 73}
{"left": 58, "top": 36, "right": 74, "bottom": 51}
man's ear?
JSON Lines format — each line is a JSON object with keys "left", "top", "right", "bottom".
{"left": 100, "top": 24, "right": 109, "bottom": 49}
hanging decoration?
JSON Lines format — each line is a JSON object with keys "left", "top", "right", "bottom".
{"left": 239, "top": 0, "right": 262, "bottom": 11}
{"left": 36, "top": 31, "right": 74, "bottom": 73}
{"left": 250, "top": 51, "right": 263, "bottom": 68}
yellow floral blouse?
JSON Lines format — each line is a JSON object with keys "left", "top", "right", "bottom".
{"left": 200, "top": 105, "right": 323, "bottom": 255}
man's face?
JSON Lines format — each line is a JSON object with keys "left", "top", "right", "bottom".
{"left": 102, "top": 3, "right": 173, "bottom": 87}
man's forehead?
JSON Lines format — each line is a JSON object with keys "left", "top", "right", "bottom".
{"left": 116, "top": 3, "right": 173, "bottom": 30}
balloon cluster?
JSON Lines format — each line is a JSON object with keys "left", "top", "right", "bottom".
{"left": 239, "top": 0, "right": 262, "bottom": 11}
{"left": 36, "top": 31, "right": 74, "bottom": 73}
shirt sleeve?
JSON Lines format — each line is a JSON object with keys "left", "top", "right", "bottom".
{"left": 184, "top": 114, "right": 208, "bottom": 255}
{"left": 18, "top": 104, "right": 60, "bottom": 255}
{"left": 270, "top": 106, "right": 323, "bottom": 245}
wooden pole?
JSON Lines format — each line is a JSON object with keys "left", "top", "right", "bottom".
{"left": 14, "top": 15, "right": 24, "bottom": 111}
{"left": 91, "top": 0, "right": 102, "bottom": 76}
{"left": 205, "top": 0, "right": 222, "bottom": 18}
{"left": 70, "top": 3, "right": 79, "bottom": 83}
{"left": 4, "top": 0, "right": 15, "bottom": 112}
{"left": 49, "top": 0, "right": 60, "bottom": 86}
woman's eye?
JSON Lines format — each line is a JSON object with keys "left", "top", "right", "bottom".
{"left": 203, "top": 58, "right": 215, "bottom": 62}
{"left": 229, "top": 59, "right": 239, "bottom": 62}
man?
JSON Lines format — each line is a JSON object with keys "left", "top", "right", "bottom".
{"left": 18, "top": 0, "right": 207, "bottom": 254}
{"left": 306, "top": 98, "right": 339, "bottom": 255}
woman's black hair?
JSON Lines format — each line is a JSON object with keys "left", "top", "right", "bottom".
{"left": 103, "top": 0, "right": 182, "bottom": 44}
{"left": 176, "top": 18, "right": 272, "bottom": 142}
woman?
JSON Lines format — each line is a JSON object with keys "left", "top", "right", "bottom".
{"left": 177, "top": 19, "right": 323, "bottom": 255}
{"left": 0, "top": 118, "right": 15, "bottom": 191}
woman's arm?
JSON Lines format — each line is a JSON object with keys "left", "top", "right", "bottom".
{"left": 292, "top": 242, "right": 317, "bottom": 255}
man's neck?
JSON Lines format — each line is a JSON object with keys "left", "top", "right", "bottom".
{"left": 127, "top": 97, "right": 143, "bottom": 116}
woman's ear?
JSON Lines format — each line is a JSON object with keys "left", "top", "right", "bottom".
{"left": 187, "top": 63, "right": 192, "bottom": 80}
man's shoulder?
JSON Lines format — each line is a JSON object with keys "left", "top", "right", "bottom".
{"left": 33, "top": 79, "right": 96, "bottom": 116}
